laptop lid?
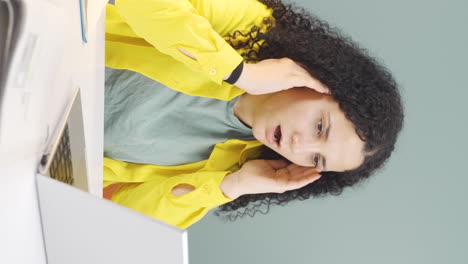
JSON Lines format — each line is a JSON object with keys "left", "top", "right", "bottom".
{"left": 36, "top": 175, "right": 189, "bottom": 264}
{"left": 38, "top": 87, "right": 89, "bottom": 192}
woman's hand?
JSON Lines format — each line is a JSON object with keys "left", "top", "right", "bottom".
{"left": 178, "top": 48, "right": 328, "bottom": 95}
{"left": 220, "top": 159, "right": 321, "bottom": 199}
{"left": 231, "top": 58, "right": 330, "bottom": 95}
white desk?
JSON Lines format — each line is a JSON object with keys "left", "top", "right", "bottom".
{"left": 0, "top": 0, "right": 106, "bottom": 263}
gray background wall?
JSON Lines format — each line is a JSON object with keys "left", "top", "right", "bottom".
{"left": 189, "top": 0, "right": 468, "bottom": 263}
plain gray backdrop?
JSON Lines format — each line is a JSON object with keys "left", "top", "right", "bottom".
{"left": 188, "top": 0, "right": 468, "bottom": 263}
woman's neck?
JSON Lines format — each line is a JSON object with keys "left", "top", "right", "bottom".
{"left": 233, "top": 93, "right": 272, "bottom": 128}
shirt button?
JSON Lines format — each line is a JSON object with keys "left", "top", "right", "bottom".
{"left": 209, "top": 69, "right": 217, "bottom": 75}
{"left": 203, "top": 185, "right": 211, "bottom": 193}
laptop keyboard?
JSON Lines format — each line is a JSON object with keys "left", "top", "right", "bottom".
{"left": 44, "top": 125, "right": 75, "bottom": 185}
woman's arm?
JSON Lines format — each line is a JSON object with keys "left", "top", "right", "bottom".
{"left": 113, "top": 0, "right": 329, "bottom": 95}
{"left": 104, "top": 157, "right": 233, "bottom": 229}
{"left": 104, "top": 183, "right": 195, "bottom": 200}
{"left": 178, "top": 45, "right": 330, "bottom": 95}
{"left": 114, "top": 0, "right": 243, "bottom": 85}
{"left": 219, "top": 159, "right": 321, "bottom": 199}
{"left": 103, "top": 156, "right": 320, "bottom": 228}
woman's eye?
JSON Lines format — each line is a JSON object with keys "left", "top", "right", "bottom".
{"left": 317, "top": 119, "right": 323, "bottom": 135}
{"left": 313, "top": 154, "right": 320, "bottom": 167}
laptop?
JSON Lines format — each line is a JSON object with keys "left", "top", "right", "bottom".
{"left": 37, "top": 87, "right": 89, "bottom": 192}
{"left": 35, "top": 87, "right": 189, "bottom": 264}
{"left": 36, "top": 175, "right": 189, "bottom": 264}
{"left": 1, "top": 0, "right": 189, "bottom": 263}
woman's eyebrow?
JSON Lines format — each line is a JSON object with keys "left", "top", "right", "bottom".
{"left": 324, "top": 112, "right": 331, "bottom": 142}
{"left": 322, "top": 112, "right": 331, "bottom": 171}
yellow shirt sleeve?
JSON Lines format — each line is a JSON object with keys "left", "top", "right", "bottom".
{"left": 114, "top": 0, "right": 243, "bottom": 85}
{"left": 104, "top": 158, "right": 233, "bottom": 229}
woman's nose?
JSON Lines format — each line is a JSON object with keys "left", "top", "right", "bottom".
{"left": 291, "top": 134, "right": 321, "bottom": 153}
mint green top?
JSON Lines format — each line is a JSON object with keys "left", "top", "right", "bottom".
{"left": 104, "top": 67, "right": 254, "bottom": 166}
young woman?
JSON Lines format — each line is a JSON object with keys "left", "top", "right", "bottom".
{"left": 103, "top": 0, "right": 404, "bottom": 228}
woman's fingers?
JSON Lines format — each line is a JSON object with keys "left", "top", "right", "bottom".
{"left": 287, "top": 75, "right": 330, "bottom": 94}
{"left": 286, "top": 163, "right": 319, "bottom": 177}
{"left": 237, "top": 159, "right": 321, "bottom": 196}
{"left": 300, "top": 75, "right": 330, "bottom": 94}
{"left": 275, "top": 166, "right": 321, "bottom": 192}
{"left": 291, "top": 61, "right": 330, "bottom": 94}
{"left": 282, "top": 173, "right": 321, "bottom": 192}
{"left": 290, "top": 173, "right": 321, "bottom": 190}
{"left": 307, "top": 79, "right": 330, "bottom": 94}
{"left": 265, "top": 159, "right": 290, "bottom": 170}
{"left": 236, "top": 58, "right": 330, "bottom": 95}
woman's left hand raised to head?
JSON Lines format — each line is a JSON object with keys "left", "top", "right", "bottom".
{"left": 178, "top": 47, "right": 329, "bottom": 95}
{"left": 219, "top": 159, "right": 321, "bottom": 200}
{"left": 229, "top": 58, "right": 330, "bottom": 95}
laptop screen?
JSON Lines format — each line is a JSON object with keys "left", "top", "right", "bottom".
{"left": 37, "top": 175, "right": 189, "bottom": 264}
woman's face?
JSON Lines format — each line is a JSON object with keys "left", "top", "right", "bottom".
{"left": 251, "top": 88, "right": 366, "bottom": 172}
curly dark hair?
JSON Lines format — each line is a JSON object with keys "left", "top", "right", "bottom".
{"left": 215, "top": 0, "right": 404, "bottom": 220}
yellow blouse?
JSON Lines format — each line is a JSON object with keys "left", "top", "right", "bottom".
{"left": 105, "top": 140, "right": 263, "bottom": 229}
{"left": 104, "top": 0, "right": 273, "bottom": 228}
{"left": 106, "top": 0, "right": 272, "bottom": 100}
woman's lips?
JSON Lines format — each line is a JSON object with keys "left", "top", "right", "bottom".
{"left": 268, "top": 125, "right": 281, "bottom": 147}
{"left": 268, "top": 126, "right": 277, "bottom": 145}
